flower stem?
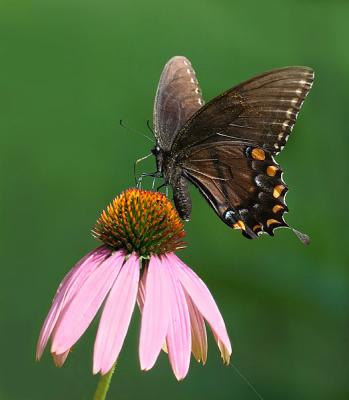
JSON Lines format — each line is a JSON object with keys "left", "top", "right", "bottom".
{"left": 93, "top": 364, "right": 116, "bottom": 400}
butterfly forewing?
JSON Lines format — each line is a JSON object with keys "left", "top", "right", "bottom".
{"left": 153, "top": 56, "right": 204, "bottom": 151}
{"left": 172, "top": 66, "right": 314, "bottom": 155}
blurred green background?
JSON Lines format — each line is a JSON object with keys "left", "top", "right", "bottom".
{"left": 1, "top": 0, "right": 348, "bottom": 399}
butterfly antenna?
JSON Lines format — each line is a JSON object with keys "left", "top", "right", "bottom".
{"left": 119, "top": 120, "right": 154, "bottom": 143}
{"left": 133, "top": 153, "right": 152, "bottom": 185}
{"left": 291, "top": 227, "right": 310, "bottom": 245}
{"left": 146, "top": 119, "right": 154, "bottom": 135}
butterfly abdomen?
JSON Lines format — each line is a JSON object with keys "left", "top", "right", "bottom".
{"left": 172, "top": 175, "right": 192, "bottom": 221}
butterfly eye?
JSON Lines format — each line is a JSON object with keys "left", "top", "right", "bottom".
{"left": 151, "top": 146, "right": 161, "bottom": 155}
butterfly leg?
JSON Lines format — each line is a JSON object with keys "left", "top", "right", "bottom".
{"left": 137, "top": 172, "right": 153, "bottom": 189}
{"left": 136, "top": 171, "right": 162, "bottom": 189}
{"left": 151, "top": 173, "right": 166, "bottom": 190}
{"left": 151, "top": 175, "right": 157, "bottom": 190}
{"left": 156, "top": 183, "right": 169, "bottom": 197}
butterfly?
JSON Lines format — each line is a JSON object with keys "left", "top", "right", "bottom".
{"left": 151, "top": 56, "right": 314, "bottom": 242}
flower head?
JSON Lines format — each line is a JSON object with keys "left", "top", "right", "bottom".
{"left": 92, "top": 189, "right": 185, "bottom": 256}
{"left": 37, "top": 189, "right": 232, "bottom": 380}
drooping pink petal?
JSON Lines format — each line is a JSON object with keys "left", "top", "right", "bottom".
{"left": 185, "top": 292, "right": 207, "bottom": 365}
{"left": 36, "top": 246, "right": 110, "bottom": 360}
{"left": 213, "top": 333, "right": 231, "bottom": 364}
{"left": 168, "top": 253, "right": 232, "bottom": 359}
{"left": 165, "top": 259, "right": 191, "bottom": 381}
{"left": 139, "top": 256, "right": 172, "bottom": 371}
{"left": 93, "top": 253, "right": 140, "bottom": 375}
{"left": 51, "top": 250, "right": 125, "bottom": 355}
{"left": 52, "top": 350, "right": 69, "bottom": 367}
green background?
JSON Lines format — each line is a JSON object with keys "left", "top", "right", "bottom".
{"left": 1, "top": 0, "right": 348, "bottom": 399}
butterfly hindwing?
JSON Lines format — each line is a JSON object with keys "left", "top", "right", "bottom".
{"left": 182, "top": 142, "right": 289, "bottom": 238}
{"left": 153, "top": 56, "right": 204, "bottom": 151}
{"left": 172, "top": 66, "right": 314, "bottom": 156}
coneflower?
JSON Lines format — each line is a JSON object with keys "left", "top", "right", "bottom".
{"left": 36, "top": 189, "right": 232, "bottom": 398}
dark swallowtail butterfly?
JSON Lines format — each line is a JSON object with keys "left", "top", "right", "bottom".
{"left": 151, "top": 56, "right": 314, "bottom": 242}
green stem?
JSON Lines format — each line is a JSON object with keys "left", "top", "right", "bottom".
{"left": 93, "top": 364, "right": 116, "bottom": 400}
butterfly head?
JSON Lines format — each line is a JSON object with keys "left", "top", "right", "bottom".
{"left": 151, "top": 144, "right": 164, "bottom": 175}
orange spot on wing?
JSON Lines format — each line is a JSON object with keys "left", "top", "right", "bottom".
{"left": 233, "top": 220, "right": 246, "bottom": 230}
{"left": 272, "top": 204, "right": 284, "bottom": 213}
{"left": 251, "top": 148, "right": 265, "bottom": 160}
{"left": 267, "top": 165, "right": 278, "bottom": 177}
{"left": 267, "top": 218, "right": 281, "bottom": 227}
{"left": 252, "top": 224, "right": 262, "bottom": 232}
{"left": 273, "top": 185, "right": 285, "bottom": 198}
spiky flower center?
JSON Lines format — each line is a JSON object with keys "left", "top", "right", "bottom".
{"left": 92, "top": 189, "right": 186, "bottom": 256}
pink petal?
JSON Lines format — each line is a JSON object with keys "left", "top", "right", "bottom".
{"left": 185, "top": 292, "right": 207, "bottom": 364}
{"left": 136, "top": 264, "right": 147, "bottom": 312}
{"left": 36, "top": 246, "right": 110, "bottom": 360}
{"left": 93, "top": 253, "right": 140, "bottom": 375}
{"left": 139, "top": 256, "right": 172, "bottom": 371}
{"left": 51, "top": 250, "right": 125, "bottom": 355}
{"left": 165, "top": 259, "right": 191, "bottom": 381}
{"left": 137, "top": 267, "right": 168, "bottom": 354}
{"left": 168, "top": 253, "right": 232, "bottom": 359}
{"left": 52, "top": 350, "right": 69, "bottom": 367}
{"left": 213, "top": 333, "right": 231, "bottom": 364}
